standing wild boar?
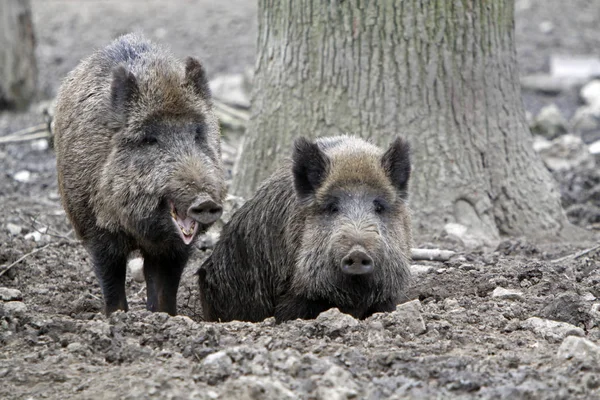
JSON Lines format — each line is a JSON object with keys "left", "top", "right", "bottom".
{"left": 198, "top": 135, "right": 411, "bottom": 322}
{"left": 54, "top": 33, "right": 226, "bottom": 316}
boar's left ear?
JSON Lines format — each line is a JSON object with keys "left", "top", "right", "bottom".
{"left": 185, "top": 57, "right": 211, "bottom": 100}
{"left": 381, "top": 137, "right": 411, "bottom": 199}
{"left": 111, "top": 65, "right": 139, "bottom": 116}
{"left": 292, "top": 137, "right": 330, "bottom": 202}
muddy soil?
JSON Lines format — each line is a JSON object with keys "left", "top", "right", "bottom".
{"left": 1, "top": 1, "right": 600, "bottom": 399}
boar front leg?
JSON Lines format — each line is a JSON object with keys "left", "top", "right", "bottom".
{"left": 88, "top": 231, "right": 129, "bottom": 315}
{"left": 142, "top": 251, "right": 188, "bottom": 315}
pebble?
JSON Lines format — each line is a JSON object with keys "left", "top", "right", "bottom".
{"left": 315, "top": 308, "right": 358, "bottom": 336}
{"left": 535, "top": 134, "right": 594, "bottom": 171}
{"left": 127, "top": 257, "right": 145, "bottom": 283}
{"left": 394, "top": 299, "right": 427, "bottom": 336}
{"left": 2, "top": 301, "right": 28, "bottom": 315}
{"left": 522, "top": 317, "right": 584, "bottom": 343}
{"left": 410, "top": 264, "right": 432, "bottom": 276}
{"left": 531, "top": 104, "right": 568, "bottom": 139}
{"left": 6, "top": 223, "right": 22, "bottom": 236}
{"left": 30, "top": 139, "right": 49, "bottom": 152}
{"left": 557, "top": 336, "right": 600, "bottom": 367}
{"left": 580, "top": 80, "right": 600, "bottom": 106}
{"left": 571, "top": 105, "right": 600, "bottom": 140}
{"left": 491, "top": 287, "right": 524, "bottom": 301}
{"left": 24, "top": 231, "right": 43, "bottom": 242}
{"left": 203, "top": 350, "right": 233, "bottom": 378}
{"left": 0, "top": 288, "right": 23, "bottom": 301}
{"left": 550, "top": 55, "right": 600, "bottom": 80}
{"left": 589, "top": 140, "right": 600, "bottom": 155}
{"left": 13, "top": 170, "right": 31, "bottom": 183}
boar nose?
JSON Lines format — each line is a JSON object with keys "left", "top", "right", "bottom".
{"left": 188, "top": 197, "right": 223, "bottom": 225}
{"left": 341, "top": 248, "right": 374, "bottom": 275}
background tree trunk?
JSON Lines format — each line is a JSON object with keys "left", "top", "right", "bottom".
{"left": 233, "top": 0, "right": 573, "bottom": 242}
{"left": 0, "top": 0, "right": 37, "bottom": 110}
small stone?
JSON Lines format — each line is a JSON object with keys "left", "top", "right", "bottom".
{"left": 538, "top": 21, "right": 553, "bottom": 34}
{"left": 67, "top": 342, "right": 86, "bottom": 353}
{"left": 2, "top": 301, "right": 28, "bottom": 315}
{"left": 0, "top": 288, "right": 23, "bottom": 301}
{"left": 536, "top": 134, "right": 594, "bottom": 171}
{"left": 202, "top": 350, "right": 233, "bottom": 379}
{"left": 531, "top": 104, "right": 568, "bottom": 140}
{"left": 31, "top": 139, "right": 49, "bottom": 152}
{"left": 523, "top": 317, "right": 584, "bottom": 343}
{"left": 6, "top": 223, "right": 22, "bottom": 236}
{"left": 316, "top": 308, "right": 358, "bottom": 336}
{"left": 410, "top": 264, "right": 432, "bottom": 276}
{"left": 491, "top": 287, "right": 524, "bottom": 301}
{"left": 571, "top": 105, "right": 600, "bottom": 143}
{"left": 393, "top": 299, "right": 427, "bottom": 335}
{"left": 582, "top": 292, "right": 597, "bottom": 301}
{"left": 13, "top": 170, "right": 31, "bottom": 183}
{"left": 557, "top": 336, "right": 600, "bottom": 367}
{"left": 127, "top": 257, "right": 145, "bottom": 283}
{"left": 589, "top": 140, "right": 600, "bottom": 155}
{"left": 520, "top": 74, "right": 583, "bottom": 95}
{"left": 551, "top": 55, "right": 600, "bottom": 80}
{"left": 24, "top": 231, "right": 42, "bottom": 242}
{"left": 581, "top": 80, "right": 600, "bottom": 106}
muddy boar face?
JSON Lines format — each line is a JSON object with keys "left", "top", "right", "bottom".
{"left": 94, "top": 59, "right": 226, "bottom": 246}
{"left": 291, "top": 137, "right": 412, "bottom": 303}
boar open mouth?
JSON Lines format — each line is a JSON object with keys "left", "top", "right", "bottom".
{"left": 169, "top": 201, "right": 198, "bottom": 245}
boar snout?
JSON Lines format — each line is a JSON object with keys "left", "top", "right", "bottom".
{"left": 188, "top": 196, "right": 223, "bottom": 225}
{"left": 340, "top": 246, "right": 374, "bottom": 275}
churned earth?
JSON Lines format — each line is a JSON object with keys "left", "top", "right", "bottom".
{"left": 1, "top": 0, "right": 600, "bottom": 399}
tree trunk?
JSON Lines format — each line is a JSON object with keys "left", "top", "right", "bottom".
{"left": 0, "top": 0, "right": 36, "bottom": 110}
{"left": 234, "top": 0, "right": 573, "bottom": 243}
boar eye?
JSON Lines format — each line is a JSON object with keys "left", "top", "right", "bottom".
{"left": 194, "top": 125, "right": 205, "bottom": 142}
{"left": 142, "top": 135, "right": 158, "bottom": 145}
{"left": 323, "top": 199, "right": 339, "bottom": 214}
{"left": 373, "top": 199, "right": 387, "bottom": 214}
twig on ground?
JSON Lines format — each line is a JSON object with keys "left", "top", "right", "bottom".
{"left": 551, "top": 244, "right": 600, "bottom": 264}
{"left": 4, "top": 123, "right": 47, "bottom": 137}
{"left": 411, "top": 248, "right": 456, "bottom": 262}
{"left": 19, "top": 215, "right": 76, "bottom": 243}
{"left": 0, "top": 131, "right": 50, "bottom": 145}
{"left": 0, "top": 243, "right": 52, "bottom": 277}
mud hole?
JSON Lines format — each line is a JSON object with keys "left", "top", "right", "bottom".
{"left": 2, "top": 1, "right": 600, "bottom": 399}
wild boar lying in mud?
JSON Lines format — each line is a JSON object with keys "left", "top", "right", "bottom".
{"left": 199, "top": 135, "right": 412, "bottom": 322}
{"left": 54, "top": 33, "right": 226, "bottom": 316}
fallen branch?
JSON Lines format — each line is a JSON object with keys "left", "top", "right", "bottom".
{"left": 5, "top": 123, "right": 47, "bottom": 137}
{"left": 551, "top": 244, "right": 600, "bottom": 264}
{"left": 411, "top": 248, "right": 456, "bottom": 261}
{"left": 0, "top": 131, "right": 50, "bottom": 145}
{"left": 0, "top": 243, "right": 52, "bottom": 277}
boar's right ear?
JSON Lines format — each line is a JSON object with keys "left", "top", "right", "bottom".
{"left": 381, "top": 137, "right": 411, "bottom": 199}
{"left": 292, "top": 137, "right": 329, "bottom": 201}
{"left": 185, "top": 57, "right": 211, "bottom": 100}
{"left": 110, "top": 65, "right": 139, "bottom": 115}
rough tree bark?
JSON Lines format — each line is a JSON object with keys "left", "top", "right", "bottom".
{"left": 0, "top": 0, "right": 37, "bottom": 110}
{"left": 233, "top": 0, "right": 574, "bottom": 243}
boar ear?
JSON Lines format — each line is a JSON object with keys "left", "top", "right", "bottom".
{"left": 185, "top": 57, "right": 211, "bottom": 99}
{"left": 292, "top": 137, "right": 330, "bottom": 201}
{"left": 111, "top": 65, "right": 139, "bottom": 114}
{"left": 381, "top": 137, "right": 411, "bottom": 199}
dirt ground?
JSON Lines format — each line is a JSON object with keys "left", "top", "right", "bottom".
{"left": 1, "top": 1, "right": 600, "bottom": 399}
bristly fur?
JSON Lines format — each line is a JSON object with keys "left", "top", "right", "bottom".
{"left": 199, "top": 135, "right": 412, "bottom": 323}
{"left": 54, "top": 33, "right": 226, "bottom": 316}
